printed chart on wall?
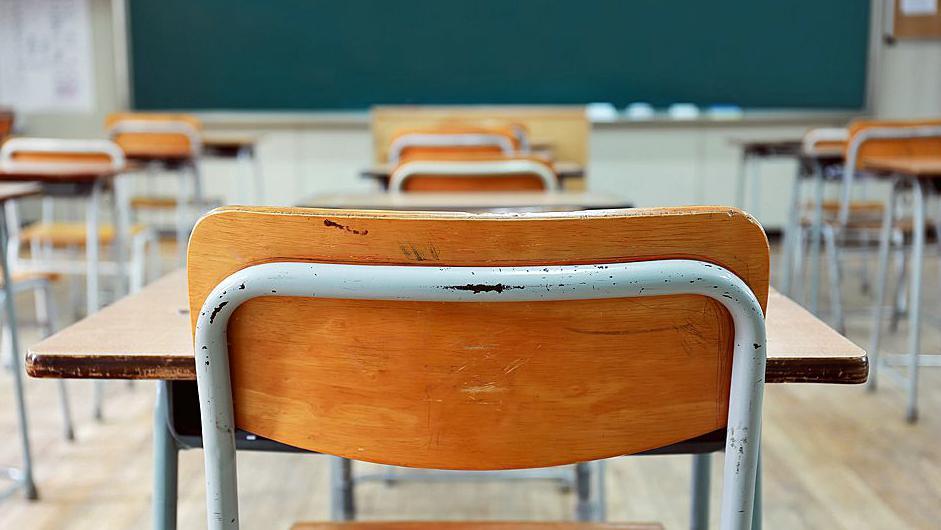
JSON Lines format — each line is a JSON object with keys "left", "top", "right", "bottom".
{"left": 0, "top": 0, "right": 95, "bottom": 112}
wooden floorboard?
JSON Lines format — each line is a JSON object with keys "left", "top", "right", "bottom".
{"left": 1, "top": 246, "right": 940, "bottom": 529}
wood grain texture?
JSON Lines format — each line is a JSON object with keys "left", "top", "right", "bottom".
{"left": 372, "top": 107, "right": 589, "bottom": 166}
{"left": 183, "top": 206, "right": 770, "bottom": 468}
{"left": 291, "top": 521, "right": 663, "bottom": 530}
{"left": 106, "top": 112, "right": 201, "bottom": 160}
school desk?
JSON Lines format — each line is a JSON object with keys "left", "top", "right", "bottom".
{"left": 300, "top": 191, "right": 628, "bottom": 212}
{"left": 0, "top": 182, "right": 42, "bottom": 501}
{"left": 26, "top": 267, "right": 867, "bottom": 528}
{"left": 859, "top": 156, "right": 941, "bottom": 423}
{"left": 361, "top": 161, "right": 585, "bottom": 191}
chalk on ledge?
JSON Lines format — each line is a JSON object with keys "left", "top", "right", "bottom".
{"left": 586, "top": 102, "right": 619, "bottom": 122}
{"left": 625, "top": 102, "right": 655, "bottom": 120}
{"left": 668, "top": 103, "right": 700, "bottom": 119}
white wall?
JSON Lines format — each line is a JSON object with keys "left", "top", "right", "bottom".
{"left": 14, "top": 0, "right": 941, "bottom": 230}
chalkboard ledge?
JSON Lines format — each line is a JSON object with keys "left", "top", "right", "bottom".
{"left": 184, "top": 108, "right": 862, "bottom": 130}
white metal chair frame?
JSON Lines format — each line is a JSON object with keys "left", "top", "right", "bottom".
{"left": 193, "top": 259, "right": 766, "bottom": 530}
{"left": 1, "top": 137, "right": 159, "bottom": 420}
{"left": 389, "top": 159, "right": 558, "bottom": 192}
{"left": 388, "top": 133, "right": 515, "bottom": 164}
{"left": 781, "top": 128, "right": 849, "bottom": 303}
{"left": 0, "top": 138, "right": 157, "bottom": 295}
{"left": 857, "top": 125, "right": 941, "bottom": 423}
{"left": 107, "top": 119, "right": 205, "bottom": 265}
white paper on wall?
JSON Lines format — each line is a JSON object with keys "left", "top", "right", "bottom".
{"left": 0, "top": 0, "right": 95, "bottom": 113}
{"left": 901, "top": 0, "right": 939, "bottom": 16}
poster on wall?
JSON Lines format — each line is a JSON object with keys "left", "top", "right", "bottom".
{"left": 0, "top": 0, "right": 95, "bottom": 113}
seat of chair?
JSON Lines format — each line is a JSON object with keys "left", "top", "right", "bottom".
{"left": 21, "top": 222, "right": 148, "bottom": 246}
{"left": 291, "top": 523, "right": 663, "bottom": 530}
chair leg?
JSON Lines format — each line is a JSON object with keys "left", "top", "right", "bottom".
{"left": 889, "top": 229, "right": 908, "bottom": 333}
{"left": 823, "top": 225, "right": 846, "bottom": 335}
{"left": 154, "top": 381, "right": 179, "bottom": 530}
{"left": 690, "top": 453, "right": 711, "bottom": 530}
{"left": 330, "top": 457, "right": 355, "bottom": 521}
{"left": 130, "top": 233, "right": 148, "bottom": 294}
{"left": 38, "top": 281, "right": 74, "bottom": 441}
{"left": 575, "top": 461, "right": 593, "bottom": 522}
{"left": 869, "top": 189, "right": 898, "bottom": 393}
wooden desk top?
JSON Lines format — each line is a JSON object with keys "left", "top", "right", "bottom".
{"left": 860, "top": 156, "right": 941, "bottom": 178}
{"left": 299, "top": 191, "right": 630, "bottom": 212}
{"left": 27, "top": 269, "right": 867, "bottom": 384}
{"left": 361, "top": 161, "right": 585, "bottom": 181}
{"left": 201, "top": 135, "right": 258, "bottom": 157}
{"left": 729, "top": 138, "right": 802, "bottom": 157}
{"left": 0, "top": 162, "right": 123, "bottom": 183}
{"left": 0, "top": 182, "right": 41, "bottom": 202}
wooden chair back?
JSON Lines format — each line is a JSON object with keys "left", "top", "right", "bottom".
{"left": 372, "top": 106, "right": 589, "bottom": 165}
{"left": 187, "top": 206, "right": 769, "bottom": 470}
{"left": 846, "top": 119, "right": 941, "bottom": 166}
{"left": 0, "top": 109, "right": 13, "bottom": 140}
{"left": 391, "top": 154, "right": 557, "bottom": 192}
{"left": 106, "top": 112, "right": 202, "bottom": 160}
{"left": 0, "top": 138, "right": 124, "bottom": 168}
{"left": 389, "top": 126, "right": 520, "bottom": 164}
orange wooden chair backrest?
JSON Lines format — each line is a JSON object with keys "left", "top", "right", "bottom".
{"left": 391, "top": 154, "right": 556, "bottom": 192}
{"left": 390, "top": 125, "right": 520, "bottom": 163}
{"left": 0, "top": 109, "right": 13, "bottom": 140}
{"left": 0, "top": 138, "right": 124, "bottom": 167}
{"left": 105, "top": 112, "right": 202, "bottom": 160}
{"left": 846, "top": 118, "right": 941, "bottom": 167}
{"left": 187, "top": 206, "right": 769, "bottom": 469}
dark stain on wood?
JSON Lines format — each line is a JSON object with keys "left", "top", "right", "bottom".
{"left": 323, "top": 219, "right": 368, "bottom": 236}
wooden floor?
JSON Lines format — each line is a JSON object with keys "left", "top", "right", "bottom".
{"left": 1, "top": 245, "right": 941, "bottom": 529}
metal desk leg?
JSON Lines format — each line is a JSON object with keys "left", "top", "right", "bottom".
{"left": 593, "top": 459, "right": 607, "bottom": 521}
{"left": 808, "top": 162, "right": 825, "bottom": 314}
{"left": 690, "top": 453, "right": 710, "bottom": 530}
{"left": 154, "top": 381, "right": 179, "bottom": 530}
{"left": 86, "top": 181, "right": 105, "bottom": 420}
{"left": 0, "top": 210, "right": 37, "bottom": 500}
{"left": 330, "top": 457, "right": 355, "bottom": 521}
{"left": 906, "top": 179, "right": 926, "bottom": 423}
{"left": 575, "top": 462, "right": 593, "bottom": 521}
{"left": 868, "top": 181, "right": 899, "bottom": 392}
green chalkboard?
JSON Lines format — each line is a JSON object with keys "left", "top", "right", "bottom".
{"left": 128, "top": 1, "right": 871, "bottom": 111}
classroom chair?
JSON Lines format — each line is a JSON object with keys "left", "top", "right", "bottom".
{"left": 105, "top": 112, "right": 206, "bottom": 263}
{"left": 390, "top": 155, "right": 558, "bottom": 192}
{"left": 186, "top": 206, "right": 769, "bottom": 530}
{"left": 807, "top": 119, "right": 941, "bottom": 335}
{"left": 389, "top": 125, "right": 521, "bottom": 164}
{"left": 0, "top": 138, "right": 158, "bottom": 296}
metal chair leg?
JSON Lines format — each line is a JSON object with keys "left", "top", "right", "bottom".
{"left": 690, "top": 453, "right": 711, "bottom": 530}
{"left": 906, "top": 179, "right": 926, "bottom": 423}
{"left": 868, "top": 186, "right": 898, "bottom": 392}
{"left": 575, "top": 461, "right": 593, "bottom": 522}
{"left": 330, "top": 457, "right": 355, "bottom": 521}
{"left": 154, "top": 381, "right": 179, "bottom": 530}
{"left": 38, "top": 281, "right": 74, "bottom": 441}
{"left": 822, "top": 225, "right": 846, "bottom": 335}
{"left": 889, "top": 228, "right": 908, "bottom": 334}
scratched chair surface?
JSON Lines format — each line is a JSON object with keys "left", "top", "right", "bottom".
{"left": 187, "top": 206, "right": 769, "bottom": 469}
